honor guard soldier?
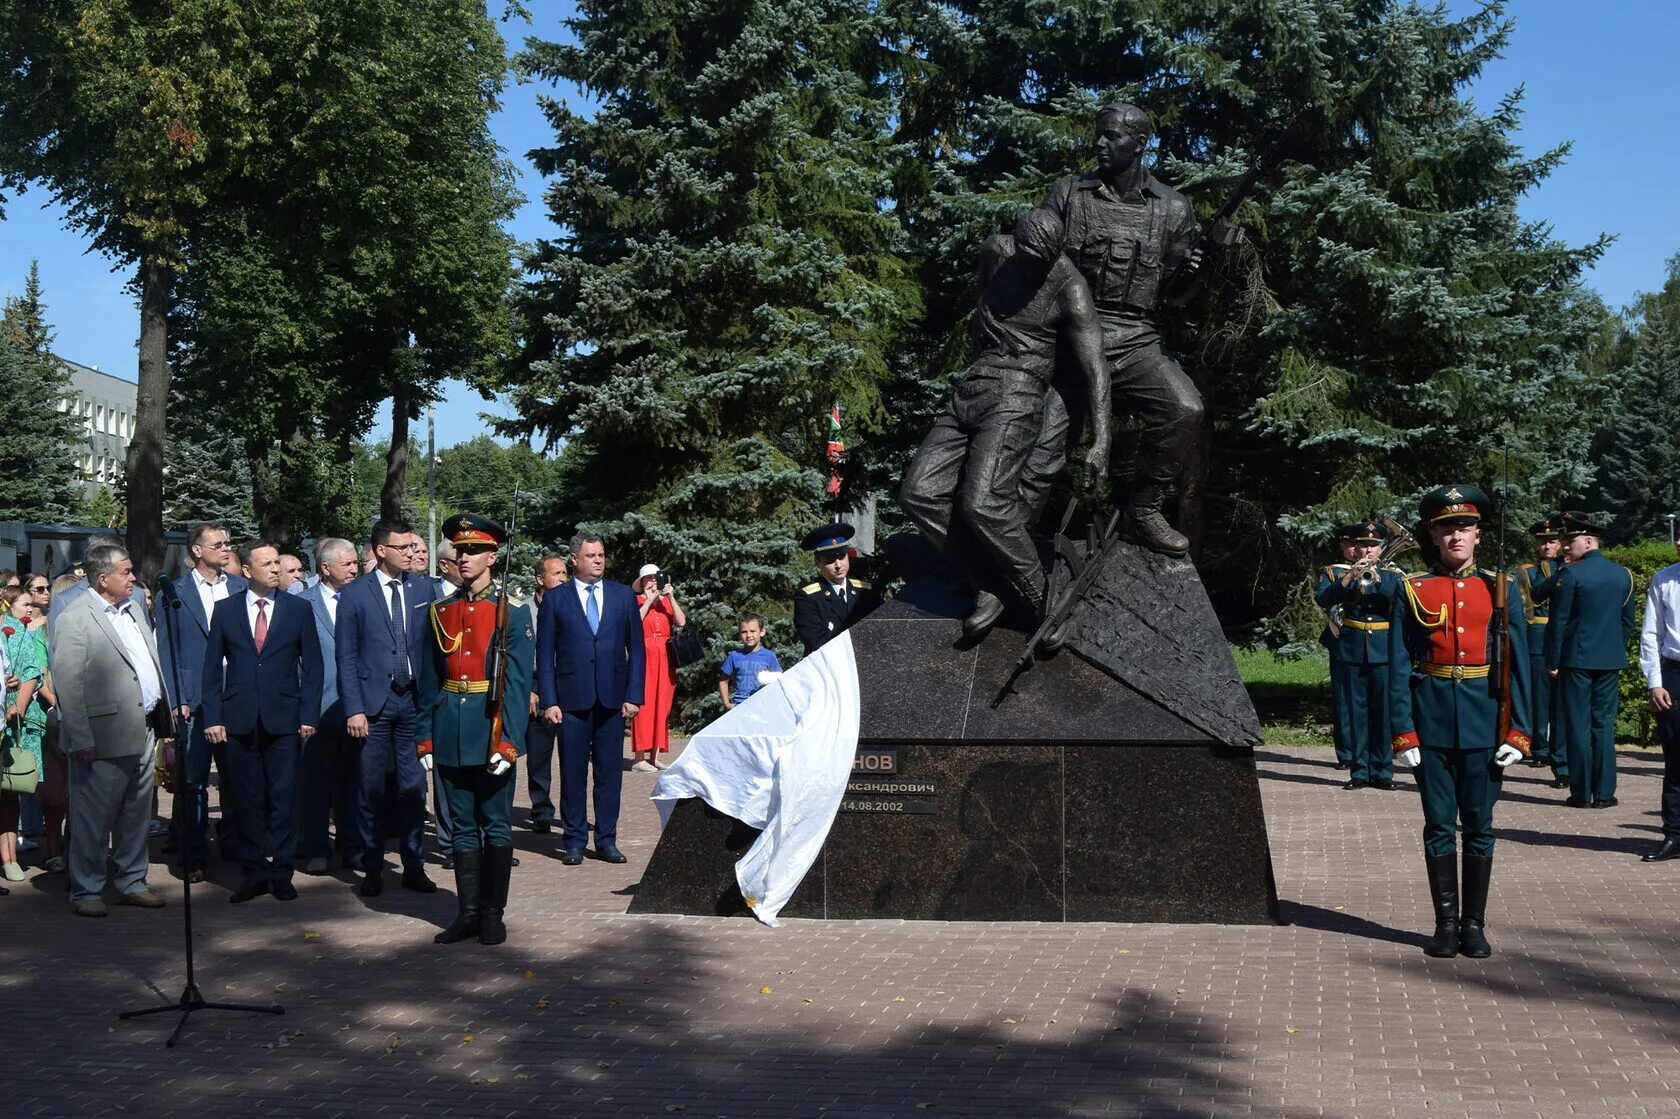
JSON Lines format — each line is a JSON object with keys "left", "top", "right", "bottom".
{"left": 415, "top": 513, "right": 533, "bottom": 946}
{"left": 1545, "top": 511, "right": 1636, "bottom": 809}
{"left": 793, "top": 522, "right": 883, "bottom": 656}
{"left": 1390, "top": 485, "right": 1532, "bottom": 959}
{"left": 1516, "top": 517, "right": 1569, "bottom": 786}
{"left": 1314, "top": 521, "right": 1402, "bottom": 790}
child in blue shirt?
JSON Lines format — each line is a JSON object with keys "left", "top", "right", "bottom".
{"left": 718, "top": 614, "right": 782, "bottom": 710}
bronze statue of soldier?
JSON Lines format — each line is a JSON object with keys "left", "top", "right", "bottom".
{"left": 899, "top": 207, "right": 1113, "bottom": 639}
{"left": 1035, "top": 102, "right": 1205, "bottom": 556}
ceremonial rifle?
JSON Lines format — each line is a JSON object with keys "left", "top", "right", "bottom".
{"left": 1161, "top": 107, "right": 1307, "bottom": 308}
{"left": 1492, "top": 450, "right": 1514, "bottom": 749}
{"left": 485, "top": 487, "right": 522, "bottom": 761}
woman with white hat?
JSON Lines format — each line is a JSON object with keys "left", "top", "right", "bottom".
{"left": 630, "top": 564, "right": 685, "bottom": 771}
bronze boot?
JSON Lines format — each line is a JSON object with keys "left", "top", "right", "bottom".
{"left": 1122, "top": 482, "right": 1189, "bottom": 557}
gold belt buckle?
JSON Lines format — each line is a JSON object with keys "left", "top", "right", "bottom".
{"left": 1452, "top": 665, "right": 1466, "bottom": 680}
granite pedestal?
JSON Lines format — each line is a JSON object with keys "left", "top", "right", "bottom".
{"left": 631, "top": 541, "right": 1280, "bottom": 924}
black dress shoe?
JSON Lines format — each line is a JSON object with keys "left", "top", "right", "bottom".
{"left": 1592, "top": 797, "right": 1618, "bottom": 809}
{"left": 560, "top": 845, "right": 584, "bottom": 866}
{"left": 1343, "top": 779, "right": 1369, "bottom": 790}
{"left": 1370, "top": 778, "right": 1397, "bottom": 791}
{"left": 1565, "top": 796, "right": 1589, "bottom": 808}
{"left": 359, "top": 872, "right": 384, "bottom": 897}
{"left": 401, "top": 868, "right": 438, "bottom": 893}
{"left": 1333, "top": 762, "right": 1350, "bottom": 771}
{"left": 230, "top": 880, "right": 270, "bottom": 904}
{"left": 530, "top": 820, "right": 551, "bottom": 835}
{"left": 1548, "top": 779, "right": 1571, "bottom": 789}
{"left": 595, "top": 842, "right": 628, "bottom": 864}
{"left": 272, "top": 880, "right": 299, "bottom": 901}
{"left": 1642, "top": 837, "right": 1680, "bottom": 862}
{"left": 441, "top": 855, "right": 455, "bottom": 871}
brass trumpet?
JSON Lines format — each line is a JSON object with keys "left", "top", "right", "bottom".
{"left": 1354, "top": 516, "right": 1419, "bottom": 590}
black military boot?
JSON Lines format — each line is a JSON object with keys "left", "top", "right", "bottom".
{"left": 477, "top": 844, "right": 514, "bottom": 946}
{"left": 1423, "top": 852, "right": 1459, "bottom": 958}
{"left": 962, "top": 590, "right": 1005, "bottom": 640}
{"left": 1458, "top": 853, "right": 1494, "bottom": 959}
{"left": 433, "top": 847, "right": 483, "bottom": 945}
{"left": 1122, "top": 482, "right": 1189, "bottom": 557}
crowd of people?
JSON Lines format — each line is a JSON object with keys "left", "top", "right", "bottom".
{"left": 0, "top": 519, "right": 800, "bottom": 939}
{"left": 1314, "top": 492, "right": 1680, "bottom": 958}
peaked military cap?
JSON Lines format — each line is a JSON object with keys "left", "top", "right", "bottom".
{"left": 1558, "top": 510, "right": 1607, "bottom": 538}
{"left": 1335, "top": 520, "right": 1386, "bottom": 544}
{"left": 1419, "top": 484, "right": 1490, "bottom": 527}
{"left": 801, "top": 521, "right": 855, "bottom": 556}
{"left": 442, "top": 512, "right": 507, "bottom": 548}
{"left": 1528, "top": 515, "right": 1562, "bottom": 539}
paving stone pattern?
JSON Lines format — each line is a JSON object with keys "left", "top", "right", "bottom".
{"left": 6, "top": 744, "right": 1680, "bottom": 1118}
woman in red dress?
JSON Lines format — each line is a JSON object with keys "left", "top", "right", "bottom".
{"left": 631, "top": 564, "right": 686, "bottom": 771}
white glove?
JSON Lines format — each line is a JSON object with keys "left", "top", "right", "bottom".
{"left": 419, "top": 753, "right": 434, "bottom": 772}
{"left": 1397, "top": 747, "right": 1421, "bottom": 769}
{"left": 1493, "top": 744, "right": 1524, "bottom": 768}
{"left": 487, "top": 754, "right": 512, "bottom": 777}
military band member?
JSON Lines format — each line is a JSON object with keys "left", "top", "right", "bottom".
{"left": 1545, "top": 511, "right": 1636, "bottom": 809}
{"left": 1314, "top": 521, "right": 1402, "bottom": 790}
{"left": 416, "top": 514, "right": 533, "bottom": 947}
{"left": 1516, "top": 517, "right": 1569, "bottom": 786}
{"left": 1390, "top": 485, "right": 1532, "bottom": 959}
{"left": 793, "top": 523, "right": 883, "bottom": 656}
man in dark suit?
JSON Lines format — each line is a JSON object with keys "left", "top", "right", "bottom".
{"left": 536, "top": 532, "right": 644, "bottom": 866}
{"left": 524, "top": 553, "right": 570, "bottom": 835}
{"left": 155, "top": 521, "right": 248, "bottom": 880}
{"left": 337, "top": 519, "right": 438, "bottom": 896}
{"left": 793, "top": 522, "right": 883, "bottom": 655}
{"left": 202, "top": 542, "right": 325, "bottom": 901}
{"left": 1546, "top": 511, "right": 1637, "bottom": 809}
{"left": 297, "top": 538, "right": 361, "bottom": 874}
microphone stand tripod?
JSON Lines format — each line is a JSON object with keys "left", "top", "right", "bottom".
{"left": 119, "top": 572, "right": 283, "bottom": 1047}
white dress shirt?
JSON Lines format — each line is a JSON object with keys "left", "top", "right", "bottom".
{"left": 192, "top": 566, "right": 232, "bottom": 622}
{"left": 323, "top": 586, "right": 342, "bottom": 629}
{"left": 105, "top": 598, "right": 163, "bottom": 710}
{"left": 246, "top": 589, "right": 278, "bottom": 641}
{"left": 1639, "top": 560, "right": 1680, "bottom": 688}
{"left": 573, "top": 575, "right": 602, "bottom": 615}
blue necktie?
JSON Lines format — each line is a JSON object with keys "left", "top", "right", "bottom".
{"left": 586, "top": 582, "right": 600, "bottom": 635}
{"left": 390, "top": 579, "right": 411, "bottom": 686}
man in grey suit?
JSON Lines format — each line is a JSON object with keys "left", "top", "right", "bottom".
{"left": 297, "top": 538, "right": 360, "bottom": 874}
{"left": 52, "top": 545, "right": 174, "bottom": 917}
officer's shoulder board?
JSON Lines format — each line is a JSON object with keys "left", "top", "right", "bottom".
{"left": 848, "top": 578, "right": 871, "bottom": 590}
{"left": 1322, "top": 564, "right": 1348, "bottom": 579}
{"left": 801, "top": 582, "right": 823, "bottom": 595}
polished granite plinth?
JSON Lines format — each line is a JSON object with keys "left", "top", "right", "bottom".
{"left": 630, "top": 542, "right": 1279, "bottom": 925}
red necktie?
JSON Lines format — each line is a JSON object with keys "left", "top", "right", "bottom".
{"left": 254, "top": 598, "right": 269, "bottom": 653}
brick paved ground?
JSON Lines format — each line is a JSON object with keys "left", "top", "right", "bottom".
{"left": 6, "top": 743, "right": 1680, "bottom": 1118}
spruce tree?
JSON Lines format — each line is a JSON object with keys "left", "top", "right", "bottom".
{"left": 509, "top": 0, "right": 921, "bottom": 722}
{"left": 0, "top": 263, "right": 88, "bottom": 521}
{"left": 1592, "top": 296, "right": 1680, "bottom": 540}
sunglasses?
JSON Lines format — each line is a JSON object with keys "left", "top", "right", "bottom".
{"left": 26, "top": 583, "right": 48, "bottom": 592}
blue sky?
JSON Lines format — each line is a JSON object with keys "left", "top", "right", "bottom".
{"left": 1, "top": 0, "right": 1675, "bottom": 449}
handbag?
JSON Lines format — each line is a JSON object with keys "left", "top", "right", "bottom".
{"left": 1, "top": 718, "right": 39, "bottom": 795}
{"left": 668, "top": 629, "right": 705, "bottom": 669}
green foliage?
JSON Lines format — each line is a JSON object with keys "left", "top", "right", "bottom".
{"left": 1590, "top": 258, "right": 1680, "bottom": 540}
{"left": 83, "top": 485, "right": 125, "bottom": 529}
{"left": 162, "top": 421, "right": 258, "bottom": 540}
{"left": 0, "top": 265, "right": 88, "bottom": 521}
{"left": 509, "top": 0, "right": 922, "bottom": 728}
{"left": 1232, "top": 645, "right": 1333, "bottom": 747}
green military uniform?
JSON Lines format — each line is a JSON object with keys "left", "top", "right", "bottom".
{"left": 1515, "top": 516, "right": 1568, "bottom": 783}
{"left": 1545, "top": 512, "right": 1636, "bottom": 808}
{"left": 793, "top": 522, "right": 883, "bottom": 655}
{"left": 1313, "top": 520, "right": 1402, "bottom": 789}
{"left": 416, "top": 513, "right": 534, "bottom": 946}
{"left": 1390, "top": 485, "right": 1532, "bottom": 959}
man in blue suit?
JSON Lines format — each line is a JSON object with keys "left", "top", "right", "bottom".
{"left": 536, "top": 532, "right": 645, "bottom": 866}
{"left": 155, "top": 522, "right": 247, "bottom": 880}
{"left": 297, "top": 538, "right": 361, "bottom": 875}
{"left": 337, "top": 520, "right": 438, "bottom": 896}
{"left": 202, "top": 542, "right": 324, "bottom": 902}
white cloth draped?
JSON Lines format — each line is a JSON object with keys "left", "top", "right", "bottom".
{"left": 650, "top": 632, "right": 860, "bottom": 927}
